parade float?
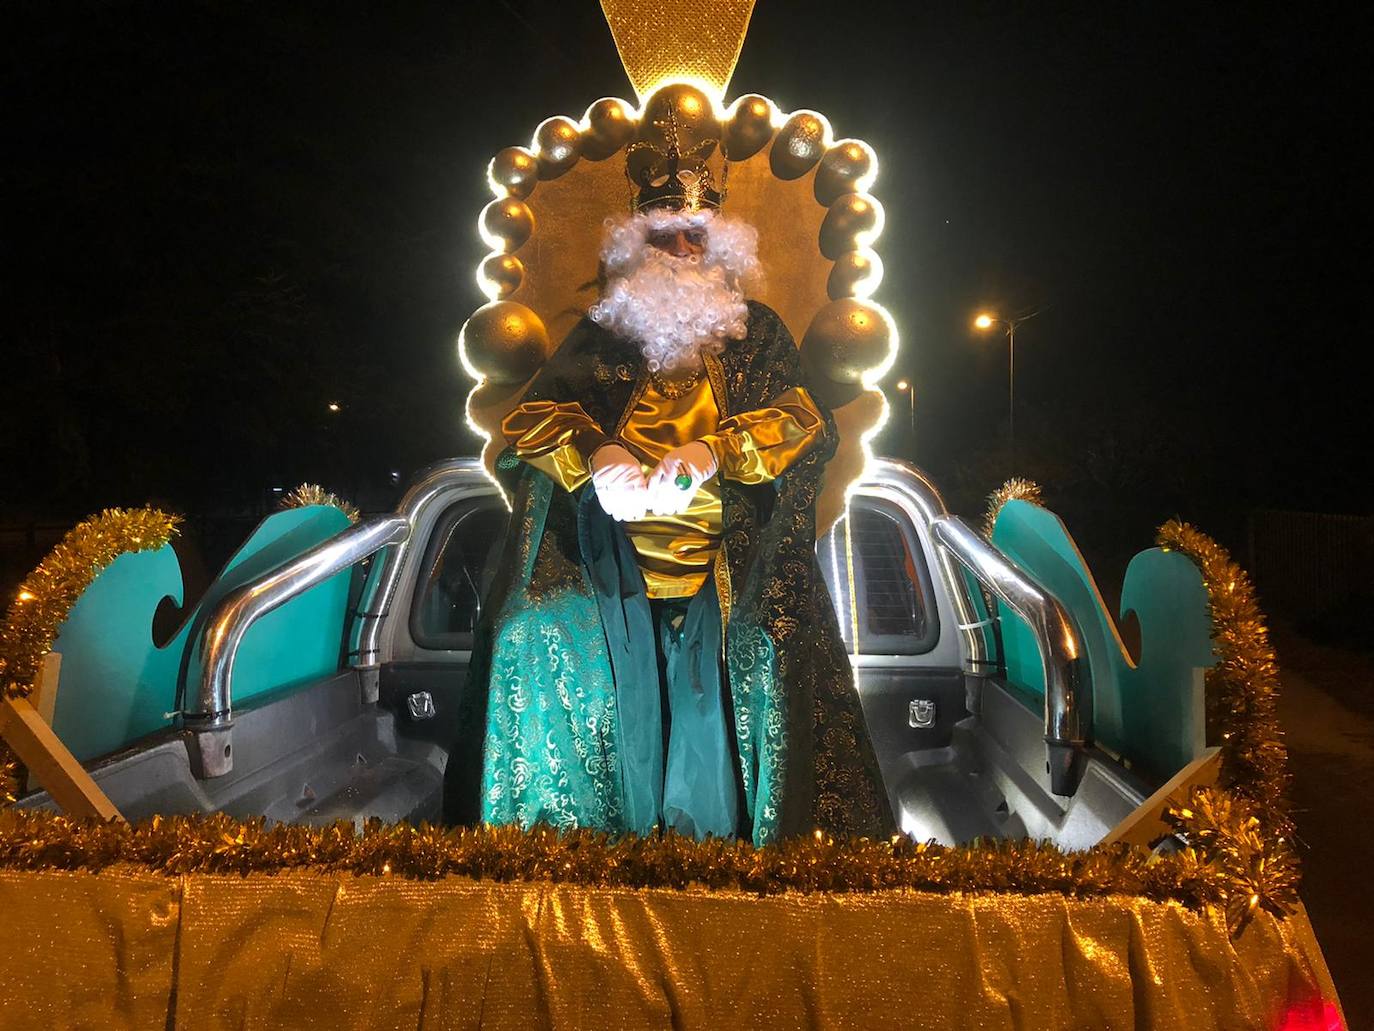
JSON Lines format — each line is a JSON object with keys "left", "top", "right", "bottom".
{"left": 0, "top": 3, "right": 1345, "bottom": 1027}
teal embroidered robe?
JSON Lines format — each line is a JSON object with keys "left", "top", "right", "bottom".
{"left": 443, "top": 301, "right": 894, "bottom": 844}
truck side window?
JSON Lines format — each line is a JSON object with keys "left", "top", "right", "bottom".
{"left": 818, "top": 496, "right": 939, "bottom": 655}
{"left": 410, "top": 499, "right": 510, "bottom": 651}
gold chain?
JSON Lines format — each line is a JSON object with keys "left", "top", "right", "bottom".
{"left": 649, "top": 367, "right": 702, "bottom": 399}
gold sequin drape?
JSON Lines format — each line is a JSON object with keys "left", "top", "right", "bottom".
{"left": 600, "top": 0, "right": 756, "bottom": 99}
{"left": 0, "top": 867, "right": 1343, "bottom": 1029}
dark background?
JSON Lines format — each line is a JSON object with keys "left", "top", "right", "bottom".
{"left": 3, "top": 2, "right": 1369, "bottom": 564}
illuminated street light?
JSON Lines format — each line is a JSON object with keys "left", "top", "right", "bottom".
{"left": 327, "top": 402, "right": 341, "bottom": 413}
{"left": 973, "top": 308, "right": 1041, "bottom": 460}
{"left": 891, "top": 378, "right": 915, "bottom": 442}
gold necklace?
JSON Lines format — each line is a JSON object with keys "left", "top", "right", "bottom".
{"left": 649, "top": 367, "right": 702, "bottom": 399}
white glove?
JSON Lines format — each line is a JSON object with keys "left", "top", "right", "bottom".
{"left": 647, "top": 440, "right": 719, "bottom": 516}
{"left": 590, "top": 442, "right": 649, "bottom": 521}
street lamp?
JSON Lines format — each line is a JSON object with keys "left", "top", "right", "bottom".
{"left": 973, "top": 309, "right": 1040, "bottom": 456}
{"left": 893, "top": 379, "right": 915, "bottom": 443}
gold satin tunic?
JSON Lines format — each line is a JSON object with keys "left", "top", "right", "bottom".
{"left": 502, "top": 374, "right": 824, "bottom": 599}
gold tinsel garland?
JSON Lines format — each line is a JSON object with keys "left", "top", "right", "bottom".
{"left": 0, "top": 507, "right": 179, "bottom": 803}
{"left": 0, "top": 809, "right": 1223, "bottom": 905}
{"left": 1154, "top": 519, "right": 1300, "bottom": 929}
{"left": 279, "top": 484, "right": 360, "bottom": 523}
{"left": 1156, "top": 519, "right": 1291, "bottom": 832}
{"left": 981, "top": 477, "right": 1044, "bottom": 538}
{"left": 0, "top": 507, "right": 1298, "bottom": 930}
{"left": 1166, "top": 785, "right": 1299, "bottom": 934}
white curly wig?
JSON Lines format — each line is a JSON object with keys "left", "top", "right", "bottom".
{"left": 588, "top": 208, "right": 762, "bottom": 374}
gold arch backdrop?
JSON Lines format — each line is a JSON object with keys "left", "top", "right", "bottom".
{"left": 460, "top": 78, "right": 895, "bottom": 533}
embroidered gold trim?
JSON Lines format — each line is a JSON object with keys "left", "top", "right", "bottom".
{"left": 613, "top": 367, "right": 652, "bottom": 439}
{"left": 703, "top": 352, "right": 729, "bottom": 412}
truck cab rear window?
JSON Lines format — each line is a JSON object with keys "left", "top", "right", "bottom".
{"left": 413, "top": 493, "right": 936, "bottom": 656}
{"left": 410, "top": 500, "right": 509, "bottom": 651}
{"left": 819, "top": 497, "right": 939, "bottom": 655}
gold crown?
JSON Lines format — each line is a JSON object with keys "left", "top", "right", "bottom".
{"left": 625, "top": 105, "right": 726, "bottom": 212}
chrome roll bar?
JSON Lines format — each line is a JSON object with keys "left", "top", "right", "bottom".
{"left": 183, "top": 514, "right": 410, "bottom": 778}
{"left": 930, "top": 514, "right": 1091, "bottom": 796}
{"left": 179, "top": 455, "right": 1089, "bottom": 795}
{"left": 347, "top": 459, "right": 495, "bottom": 693}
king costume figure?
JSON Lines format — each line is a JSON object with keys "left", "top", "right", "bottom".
{"left": 444, "top": 114, "right": 894, "bottom": 845}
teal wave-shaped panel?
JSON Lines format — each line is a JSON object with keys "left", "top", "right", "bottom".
{"left": 991, "top": 500, "right": 1215, "bottom": 783}
{"left": 49, "top": 505, "right": 354, "bottom": 761}
{"left": 48, "top": 545, "right": 186, "bottom": 761}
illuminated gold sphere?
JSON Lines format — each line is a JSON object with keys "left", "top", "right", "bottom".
{"left": 459, "top": 301, "right": 549, "bottom": 385}
{"left": 479, "top": 253, "right": 524, "bottom": 299}
{"left": 480, "top": 197, "right": 534, "bottom": 253}
{"left": 582, "top": 98, "right": 637, "bottom": 160}
{"left": 814, "top": 139, "right": 877, "bottom": 206}
{"left": 488, "top": 147, "right": 539, "bottom": 200}
{"left": 819, "top": 193, "right": 883, "bottom": 260}
{"left": 723, "top": 94, "right": 776, "bottom": 160}
{"left": 770, "top": 111, "right": 828, "bottom": 180}
{"left": 826, "top": 249, "right": 884, "bottom": 300}
{"left": 534, "top": 116, "right": 582, "bottom": 179}
{"left": 639, "top": 83, "right": 722, "bottom": 149}
{"left": 800, "top": 298, "right": 894, "bottom": 385}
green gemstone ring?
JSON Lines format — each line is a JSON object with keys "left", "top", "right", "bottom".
{"left": 674, "top": 471, "right": 693, "bottom": 491}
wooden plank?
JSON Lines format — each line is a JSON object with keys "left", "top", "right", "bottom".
{"left": 0, "top": 694, "right": 124, "bottom": 823}
{"left": 1100, "top": 746, "right": 1221, "bottom": 847}
{"left": 24, "top": 652, "right": 62, "bottom": 794}
{"left": 30, "top": 651, "right": 61, "bottom": 726}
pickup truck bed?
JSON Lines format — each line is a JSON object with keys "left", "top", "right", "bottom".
{"left": 20, "top": 458, "right": 1149, "bottom": 852}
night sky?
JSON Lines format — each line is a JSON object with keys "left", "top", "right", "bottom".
{"left": 5, "top": 2, "right": 1368, "bottom": 561}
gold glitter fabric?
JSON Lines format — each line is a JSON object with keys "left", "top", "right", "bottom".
{"left": 601, "top": 0, "right": 757, "bottom": 98}
{"left": 0, "top": 867, "right": 1342, "bottom": 1029}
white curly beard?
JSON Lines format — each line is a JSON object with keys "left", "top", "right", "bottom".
{"left": 588, "top": 210, "right": 759, "bottom": 375}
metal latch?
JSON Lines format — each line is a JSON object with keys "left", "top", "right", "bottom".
{"left": 908, "top": 698, "right": 936, "bottom": 729}
{"left": 406, "top": 691, "right": 436, "bottom": 720}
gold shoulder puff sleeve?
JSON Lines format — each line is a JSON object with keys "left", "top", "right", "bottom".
{"left": 501, "top": 400, "right": 610, "bottom": 492}
{"left": 700, "top": 386, "right": 825, "bottom": 485}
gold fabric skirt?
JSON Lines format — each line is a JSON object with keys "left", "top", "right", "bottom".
{"left": 0, "top": 866, "right": 1343, "bottom": 1029}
